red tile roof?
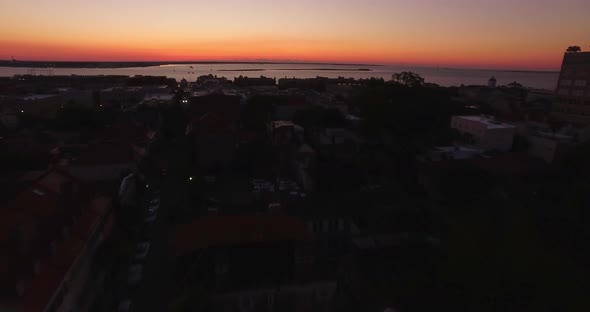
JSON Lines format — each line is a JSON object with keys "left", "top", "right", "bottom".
{"left": 19, "top": 266, "right": 63, "bottom": 312}
{"left": 70, "top": 212, "right": 100, "bottom": 241}
{"left": 10, "top": 185, "right": 61, "bottom": 219}
{"left": 175, "top": 215, "right": 312, "bottom": 256}
{"left": 0, "top": 169, "right": 109, "bottom": 312}
{"left": 52, "top": 237, "right": 84, "bottom": 272}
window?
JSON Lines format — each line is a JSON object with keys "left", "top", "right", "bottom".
{"left": 561, "top": 79, "right": 572, "bottom": 86}
{"left": 573, "top": 90, "right": 584, "bottom": 96}
{"left": 574, "top": 80, "right": 587, "bottom": 87}
{"left": 558, "top": 88, "right": 570, "bottom": 95}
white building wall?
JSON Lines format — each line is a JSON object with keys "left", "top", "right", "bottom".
{"left": 451, "top": 116, "right": 515, "bottom": 151}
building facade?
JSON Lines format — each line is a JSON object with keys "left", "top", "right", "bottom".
{"left": 552, "top": 51, "right": 590, "bottom": 126}
{"left": 451, "top": 115, "right": 516, "bottom": 151}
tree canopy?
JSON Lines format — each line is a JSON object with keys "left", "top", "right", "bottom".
{"left": 391, "top": 71, "right": 425, "bottom": 87}
{"left": 566, "top": 45, "right": 581, "bottom": 52}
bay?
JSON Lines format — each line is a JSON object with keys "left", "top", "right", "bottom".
{"left": 0, "top": 63, "right": 558, "bottom": 90}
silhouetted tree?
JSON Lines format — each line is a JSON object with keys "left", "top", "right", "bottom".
{"left": 566, "top": 45, "right": 581, "bottom": 52}
{"left": 391, "top": 71, "right": 425, "bottom": 87}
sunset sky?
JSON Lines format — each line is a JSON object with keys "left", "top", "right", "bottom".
{"left": 0, "top": 0, "right": 589, "bottom": 70}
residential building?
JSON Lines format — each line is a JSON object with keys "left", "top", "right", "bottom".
{"left": 552, "top": 51, "right": 590, "bottom": 126}
{"left": 139, "top": 93, "right": 175, "bottom": 107}
{"left": 189, "top": 92, "right": 241, "bottom": 124}
{"left": 268, "top": 121, "right": 304, "bottom": 146}
{"left": 174, "top": 215, "right": 336, "bottom": 312}
{"left": 451, "top": 115, "right": 516, "bottom": 151}
{"left": 0, "top": 170, "right": 112, "bottom": 312}
{"left": 234, "top": 76, "right": 276, "bottom": 87}
{"left": 189, "top": 112, "right": 236, "bottom": 172}
{"left": 312, "top": 128, "right": 361, "bottom": 162}
{"left": 19, "top": 94, "right": 63, "bottom": 119}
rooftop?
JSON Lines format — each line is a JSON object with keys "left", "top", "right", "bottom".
{"left": 454, "top": 115, "right": 516, "bottom": 129}
{"left": 22, "top": 94, "right": 59, "bottom": 101}
{"left": 142, "top": 93, "right": 175, "bottom": 101}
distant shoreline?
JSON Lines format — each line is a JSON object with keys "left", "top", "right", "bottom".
{"left": 438, "top": 67, "right": 558, "bottom": 74}
{"left": 0, "top": 60, "right": 380, "bottom": 69}
{"left": 218, "top": 68, "right": 373, "bottom": 72}
{"left": 0, "top": 60, "right": 558, "bottom": 74}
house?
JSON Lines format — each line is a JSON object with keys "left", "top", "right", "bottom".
{"left": 451, "top": 115, "right": 516, "bottom": 151}
{"left": 273, "top": 94, "right": 312, "bottom": 121}
{"left": 189, "top": 92, "right": 242, "bottom": 124}
{"left": 139, "top": 93, "right": 175, "bottom": 107}
{"left": 20, "top": 94, "right": 63, "bottom": 119}
{"left": 0, "top": 170, "right": 111, "bottom": 312}
{"left": 189, "top": 112, "right": 236, "bottom": 172}
{"left": 268, "top": 121, "right": 304, "bottom": 146}
{"left": 62, "top": 119, "right": 143, "bottom": 182}
{"left": 312, "top": 128, "right": 361, "bottom": 162}
{"left": 66, "top": 141, "right": 136, "bottom": 182}
{"left": 174, "top": 215, "right": 336, "bottom": 312}
{"left": 234, "top": 76, "right": 276, "bottom": 87}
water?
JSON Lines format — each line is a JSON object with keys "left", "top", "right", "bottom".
{"left": 0, "top": 63, "right": 559, "bottom": 90}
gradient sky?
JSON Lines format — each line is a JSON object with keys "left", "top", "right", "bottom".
{"left": 1, "top": 0, "right": 589, "bottom": 70}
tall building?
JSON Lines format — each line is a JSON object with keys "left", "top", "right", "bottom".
{"left": 552, "top": 51, "right": 590, "bottom": 126}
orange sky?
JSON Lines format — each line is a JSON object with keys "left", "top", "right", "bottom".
{"left": 1, "top": 0, "right": 589, "bottom": 70}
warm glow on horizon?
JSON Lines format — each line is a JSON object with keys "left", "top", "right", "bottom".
{"left": 1, "top": 0, "right": 589, "bottom": 70}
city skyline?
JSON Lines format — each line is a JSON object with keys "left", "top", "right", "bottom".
{"left": 1, "top": 0, "right": 589, "bottom": 70}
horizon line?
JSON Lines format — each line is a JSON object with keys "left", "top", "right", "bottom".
{"left": 0, "top": 59, "right": 560, "bottom": 73}
{"left": 0, "top": 59, "right": 382, "bottom": 67}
